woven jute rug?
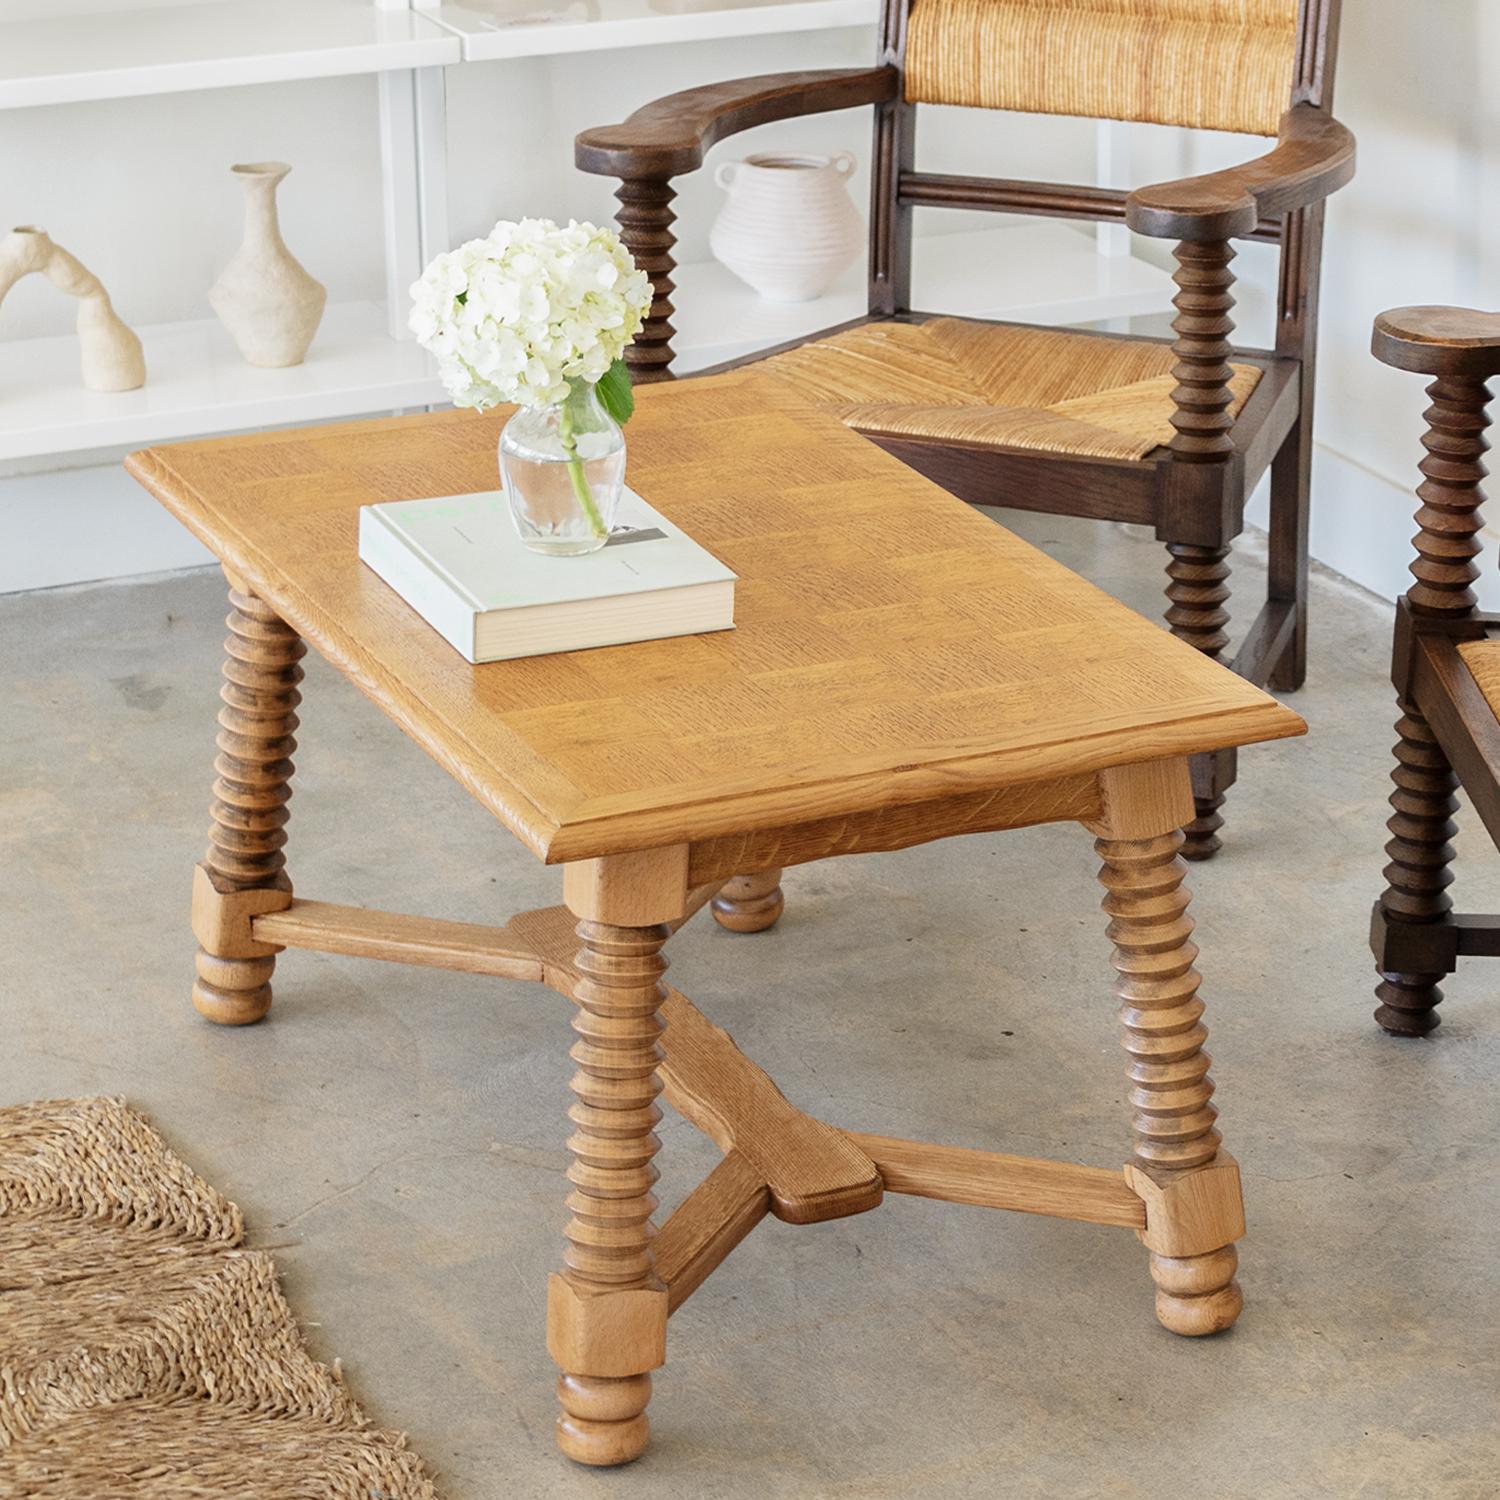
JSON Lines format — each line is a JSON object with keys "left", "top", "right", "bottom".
{"left": 0, "top": 1096, "right": 439, "bottom": 1498}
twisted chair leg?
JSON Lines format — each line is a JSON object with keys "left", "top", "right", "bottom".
{"left": 614, "top": 177, "right": 677, "bottom": 383}
{"left": 1097, "top": 828, "right": 1242, "bottom": 1336}
{"left": 193, "top": 573, "right": 303, "bottom": 1025}
{"left": 1165, "top": 544, "right": 1233, "bottom": 860}
{"left": 1163, "top": 236, "right": 1240, "bottom": 861}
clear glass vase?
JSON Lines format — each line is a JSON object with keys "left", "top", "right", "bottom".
{"left": 499, "top": 380, "right": 626, "bottom": 556}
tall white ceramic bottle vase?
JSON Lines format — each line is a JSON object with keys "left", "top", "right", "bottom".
{"left": 708, "top": 151, "right": 864, "bottom": 303}
{"left": 210, "top": 162, "right": 326, "bottom": 368}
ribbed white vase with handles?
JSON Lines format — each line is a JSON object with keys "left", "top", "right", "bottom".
{"left": 709, "top": 151, "right": 864, "bottom": 303}
{"left": 210, "top": 161, "right": 326, "bottom": 368}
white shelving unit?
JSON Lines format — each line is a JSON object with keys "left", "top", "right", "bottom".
{"left": 0, "top": 0, "right": 460, "bottom": 447}
{"left": 421, "top": 0, "right": 876, "bottom": 61}
{"left": 0, "top": 301, "right": 444, "bottom": 463}
{"left": 0, "top": 0, "right": 1175, "bottom": 592}
{"left": 0, "top": 0, "right": 460, "bottom": 109}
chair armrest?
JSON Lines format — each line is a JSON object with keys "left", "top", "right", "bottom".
{"left": 1373, "top": 307, "right": 1500, "bottom": 378}
{"left": 576, "top": 67, "right": 899, "bottom": 179}
{"left": 1126, "top": 104, "right": 1355, "bottom": 241}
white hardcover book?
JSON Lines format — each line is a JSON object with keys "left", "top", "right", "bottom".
{"left": 357, "top": 487, "right": 736, "bottom": 663}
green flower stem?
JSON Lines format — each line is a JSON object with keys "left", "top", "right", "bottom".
{"left": 557, "top": 382, "right": 608, "bottom": 540}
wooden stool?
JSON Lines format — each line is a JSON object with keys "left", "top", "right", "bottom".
{"left": 1368, "top": 306, "right": 1500, "bottom": 1035}
{"left": 128, "top": 372, "right": 1304, "bottom": 1465}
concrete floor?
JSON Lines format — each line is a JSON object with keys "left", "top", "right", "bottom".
{"left": 4, "top": 509, "right": 1499, "bottom": 1499}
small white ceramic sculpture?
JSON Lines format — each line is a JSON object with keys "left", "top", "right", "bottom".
{"left": 709, "top": 150, "right": 865, "bottom": 303}
{"left": 0, "top": 226, "right": 145, "bottom": 392}
{"left": 210, "top": 161, "right": 326, "bottom": 368}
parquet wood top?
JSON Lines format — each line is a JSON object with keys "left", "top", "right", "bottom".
{"left": 127, "top": 371, "right": 1304, "bottom": 862}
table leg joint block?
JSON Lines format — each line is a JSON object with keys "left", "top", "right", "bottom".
{"left": 1085, "top": 760, "right": 1197, "bottom": 841}
{"left": 547, "top": 1275, "right": 667, "bottom": 1377}
{"left": 1124, "top": 1153, "right": 1245, "bottom": 1258}
{"left": 192, "top": 863, "right": 292, "bottom": 958}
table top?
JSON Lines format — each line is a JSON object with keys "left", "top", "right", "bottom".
{"left": 126, "top": 371, "right": 1304, "bottom": 863}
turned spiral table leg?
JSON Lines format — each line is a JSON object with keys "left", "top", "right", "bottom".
{"left": 710, "top": 868, "right": 785, "bottom": 932}
{"left": 192, "top": 570, "right": 304, "bottom": 1025}
{"left": 550, "top": 850, "right": 685, "bottom": 1466}
{"left": 1095, "top": 800, "right": 1244, "bottom": 1337}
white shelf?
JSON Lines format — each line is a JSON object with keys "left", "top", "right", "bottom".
{"left": 0, "top": 0, "right": 461, "bottom": 110}
{"left": 425, "top": 0, "right": 876, "bottom": 61}
{"left": 673, "top": 222, "right": 1175, "bottom": 373}
{"left": 0, "top": 300, "right": 444, "bottom": 462}
{"left": 0, "top": 225, "right": 1170, "bottom": 461}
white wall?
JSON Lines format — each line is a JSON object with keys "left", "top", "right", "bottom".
{"left": 1306, "top": 0, "right": 1500, "bottom": 607}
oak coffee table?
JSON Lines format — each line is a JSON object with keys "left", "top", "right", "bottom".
{"left": 127, "top": 371, "right": 1305, "bottom": 1466}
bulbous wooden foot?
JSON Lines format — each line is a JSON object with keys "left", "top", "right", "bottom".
{"left": 1149, "top": 1246, "right": 1243, "bottom": 1336}
{"left": 556, "top": 1374, "right": 652, "bottom": 1466}
{"left": 711, "top": 869, "right": 784, "bottom": 932}
{"left": 192, "top": 952, "right": 275, "bottom": 1025}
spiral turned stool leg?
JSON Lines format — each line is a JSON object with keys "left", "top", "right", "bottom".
{"left": 1373, "top": 373, "right": 1490, "bottom": 1035}
{"left": 193, "top": 573, "right": 304, "bottom": 1025}
{"left": 1374, "top": 710, "right": 1458, "bottom": 1036}
{"left": 710, "top": 868, "right": 785, "bottom": 932}
{"left": 1097, "top": 829, "right": 1243, "bottom": 1336}
{"left": 549, "top": 917, "right": 670, "bottom": 1465}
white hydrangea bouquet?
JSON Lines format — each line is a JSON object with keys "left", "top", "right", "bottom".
{"left": 410, "top": 218, "right": 653, "bottom": 556}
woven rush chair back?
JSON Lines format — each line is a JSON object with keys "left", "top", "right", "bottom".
{"left": 870, "top": 0, "right": 1340, "bottom": 321}
{"left": 902, "top": 0, "right": 1300, "bottom": 135}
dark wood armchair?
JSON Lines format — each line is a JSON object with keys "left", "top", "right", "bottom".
{"left": 1370, "top": 308, "right": 1500, "bottom": 1037}
{"left": 577, "top": 0, "right": 1354, "bottom": 862}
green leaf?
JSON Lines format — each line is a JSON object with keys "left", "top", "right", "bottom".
{"left": 595, "top": 358, "right": 635, "bottom": 426}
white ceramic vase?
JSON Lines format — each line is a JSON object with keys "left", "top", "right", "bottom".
{"left": 210, "top": 162, "right": 326, "bottom": 368}
{"left": 708, "top": 151, "right": 864, "bottom": 303}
